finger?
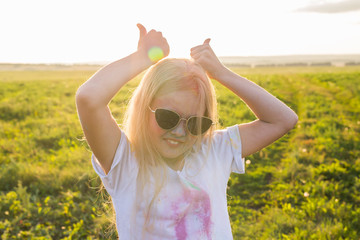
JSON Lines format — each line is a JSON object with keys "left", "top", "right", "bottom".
{"left": 203, "top": 38, "right": 211, "bottom": 45}
{"left": 191, "top": 39, "right": 211, "bottom": 52}
{"left": 191, "top": 45, "right": 209, "bottom": 56}
{"left": 137, "top": 23, "right": 147, "bottom": 39}
{"left": 190, "top": 48, "right": 199, "bottom": 57}
{"left": 190, "top": 44, "right": 206, "bottom": 54}
{"left": 190, "top": 51, "right": 202, "bottom": 61}
{"left": 148, "top": 29, "right": 157, "bottom": 35}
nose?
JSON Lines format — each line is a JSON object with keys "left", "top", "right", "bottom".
{"left": 170, "top": 119, "right": 187, "bottom": 137}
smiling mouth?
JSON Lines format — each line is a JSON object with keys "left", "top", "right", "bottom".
{"left": 164, "top": 138, "right": 184, "bottom": 147}
{"left": 167, "top": 139, "right": 179, "bottom": 145}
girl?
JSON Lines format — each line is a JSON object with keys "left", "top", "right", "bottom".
{"left": 76, "top": 24, "right": 298, "bottom": 239}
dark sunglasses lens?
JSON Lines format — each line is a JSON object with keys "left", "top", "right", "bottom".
{"left": 187, "top": 117, "right": 213, "bottom": 135}
{"left": 155, "top": 109, "right": 179, "bottom": 129}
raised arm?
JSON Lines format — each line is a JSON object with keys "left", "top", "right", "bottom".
{"left": 191, "top": 39, "right": 298, "bottom": 158}
{"left": 76, "top": 24, "right": 169, "bottom": 174}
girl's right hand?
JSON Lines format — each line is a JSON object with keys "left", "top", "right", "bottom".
{"left": 136, "top": 23, "right": 170, "bottom": 63}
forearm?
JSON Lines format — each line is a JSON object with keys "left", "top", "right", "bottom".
{"left": 76, "top": 50, "right": 152, "bottom": 108}
{"left": 216, "top": 68, "right": 298, "bottom": 129}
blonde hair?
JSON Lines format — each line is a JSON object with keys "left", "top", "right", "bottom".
{"left": 123, "top": 58, "right": 218, "bottom": 236}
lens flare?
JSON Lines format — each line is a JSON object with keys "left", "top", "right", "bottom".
{"left": 148, "top": 47, "right": 164, "bottom": 62}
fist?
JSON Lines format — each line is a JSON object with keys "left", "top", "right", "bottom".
{"left": 137, "top": 23, "right": 170, "bottom": 63}
{"left": 190, "top": 39, "right": 226, "bottom": 80}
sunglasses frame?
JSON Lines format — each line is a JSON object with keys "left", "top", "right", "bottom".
{"left": 149, "top": 107, "right": 214, "bottom": 136}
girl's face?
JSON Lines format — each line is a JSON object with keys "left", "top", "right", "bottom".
{"left": 149, "top": 90, "right": 205, "bottom": 164}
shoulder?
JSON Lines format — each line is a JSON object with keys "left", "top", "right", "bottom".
{"left": 92, "top": 129, "right": 138, "bottom": 191}
{"left": 206, "top": 125, "right": 241, "bottom": 148}
{"left": 199, "top": 125, "right": 244, "bottom": 174}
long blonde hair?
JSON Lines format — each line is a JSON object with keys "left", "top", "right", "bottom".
{"left": 123, "top": 58, "right": 218, "bottom": 236}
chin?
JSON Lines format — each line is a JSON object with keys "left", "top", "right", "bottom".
{"left": 160, "top": 152, "right": 183, "bottom": 161}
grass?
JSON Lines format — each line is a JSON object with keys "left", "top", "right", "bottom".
{"left": 0, "top": 65, "right": 359, "bottom": 239}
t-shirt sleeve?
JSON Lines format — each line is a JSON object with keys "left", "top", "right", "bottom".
{"left": 91, "top": 130, "right": 138, "bottom": 197}
{"left": 211, "top": 125, "right": 245, "bottom": 175}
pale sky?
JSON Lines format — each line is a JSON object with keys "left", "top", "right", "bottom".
{"left": 1, "top": 0, "right": 360, "bottom": 63}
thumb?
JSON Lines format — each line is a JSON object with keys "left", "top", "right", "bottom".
{"left": 137, "top": 23, "right": 147, "bottom": 39}
{"left": 203, "top": 38, "right": 211, "bottom": 45}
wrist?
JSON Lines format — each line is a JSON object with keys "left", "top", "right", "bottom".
{"left": 133, "top": 49, "right": 154, "bottom": 70}
{"left": 211, "top": 65, "right": 231, "bottom": 81}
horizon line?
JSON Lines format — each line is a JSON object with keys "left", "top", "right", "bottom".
{"left": 1, "top": 53, "right": 360, "bottom": 65}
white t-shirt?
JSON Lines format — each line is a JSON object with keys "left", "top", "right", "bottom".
{"left": 92, "top": 125, "right": 245, "bottom": 240}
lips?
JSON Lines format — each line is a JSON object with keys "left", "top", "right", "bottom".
{"left": 167, "top": 139, "right": 179, "bottom": 145}
{"left": 164, "top": 138, "right": 184, "bottom": 147}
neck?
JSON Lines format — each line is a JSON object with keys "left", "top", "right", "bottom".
{"left": 163, "top": 155, "right": 185, "bottom": 171}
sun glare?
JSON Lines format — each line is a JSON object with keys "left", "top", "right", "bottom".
{"left": 148, "top": 47, "right": 164, "bottom": 62}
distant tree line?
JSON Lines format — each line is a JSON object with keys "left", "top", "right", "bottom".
{"left": 224, "top": 61, "right": 360, "bottom": 68}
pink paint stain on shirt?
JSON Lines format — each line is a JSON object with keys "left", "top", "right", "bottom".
{"left": 175, "top": 213, "right": 188, "bottom": 240}
{"left": 172, "top": 178, "right": 212, "bottom": 240}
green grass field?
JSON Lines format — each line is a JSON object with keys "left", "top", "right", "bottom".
{"left": 1, "top": 66, "right": 359, "bottom": 239}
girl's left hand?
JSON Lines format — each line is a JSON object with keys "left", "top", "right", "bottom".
{"left": 190, "top": 39, "right": 227, "bottom": 80}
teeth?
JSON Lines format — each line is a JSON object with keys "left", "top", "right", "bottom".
{"left": 167, "top": 139, "right": 179, "bottom": 145}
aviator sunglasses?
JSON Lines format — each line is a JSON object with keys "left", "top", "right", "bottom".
{"left": 149, "top": 107, "right": 214, "bottom": 136}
